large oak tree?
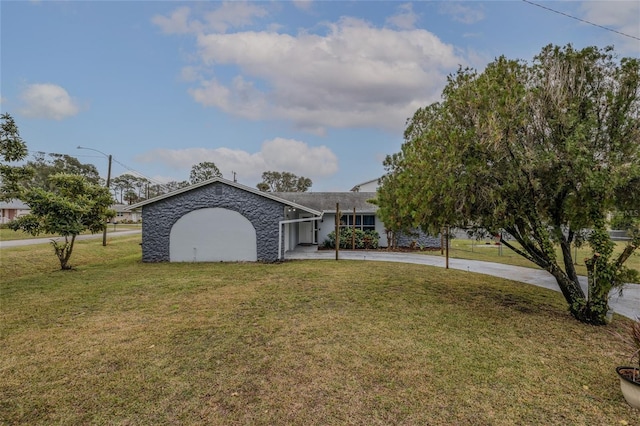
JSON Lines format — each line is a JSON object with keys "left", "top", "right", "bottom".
{"left": 377, "top": 45, "right": 640, "bottom": 325}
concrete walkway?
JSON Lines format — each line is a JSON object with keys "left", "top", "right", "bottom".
{"left": 286, "top": 246, "right": 640, "bottom": 320}
{"left": 0, "top": 229, "right": 141, "bottom": 248}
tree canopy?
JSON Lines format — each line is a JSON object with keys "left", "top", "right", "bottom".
{"left": 377, "top": 44, "right": 640, "bottom": 325}
{"left": 0, "top": 113, "right": 32, "bottom": 201}
{"left": 9, "top": 173, "right": 115, "bottom": 269}
{"left": 190, "top": 161, "right": 222, "bottom": 184}
{"left": 257, "top": 171, "right": 312, "bottom": 192}
{"left": 26, "top": 151, "right": 101, "bottom": 190}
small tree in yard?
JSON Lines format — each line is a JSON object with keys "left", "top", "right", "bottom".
{"left": 377, "top": 44, "right": 640, "bottom": 325}
{"left": 9, "top": 174, "right": 115, "bottom": 270}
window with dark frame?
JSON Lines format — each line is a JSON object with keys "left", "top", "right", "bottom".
{"left": 340, "top": 214, "right": 375, "bottom": 232}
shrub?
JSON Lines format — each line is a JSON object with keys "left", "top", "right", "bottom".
{"left": 322, "top": 228, "right": 379, "bottom": 250}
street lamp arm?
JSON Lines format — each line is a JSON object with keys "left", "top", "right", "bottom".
{"left": 77, "top": 145, "right": 109, "bottom": 158}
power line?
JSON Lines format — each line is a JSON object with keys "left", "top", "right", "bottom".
{"left": 522, "top": 0, "right": 640, "bottom": 41}
{"left": 27, "top": 149, "right": 174, "bottom": 190}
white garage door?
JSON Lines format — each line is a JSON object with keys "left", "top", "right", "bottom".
{"left": 170, "top": 208, "right": 257, "bottom": 262}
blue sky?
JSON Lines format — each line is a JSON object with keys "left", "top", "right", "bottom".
{"left": 2, "top": 1, "right": 639, "bottom": 192}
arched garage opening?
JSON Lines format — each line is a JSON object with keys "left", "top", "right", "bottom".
{"left": 170, "top": 208, "right": 257, "bottom": 262}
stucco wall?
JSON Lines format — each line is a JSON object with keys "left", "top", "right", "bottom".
{"left": 142, "top": 182, "right": 285, "bottom": 262}
{"left": 317, "top": 213, "right": 387, "bottom": 247}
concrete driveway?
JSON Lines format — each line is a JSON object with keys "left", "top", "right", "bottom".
{"left": 286, "top": 246, "right": 640, "bottom": 320}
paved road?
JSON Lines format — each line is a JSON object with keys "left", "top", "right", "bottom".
{"left": 0, "top": 229, "right": 141, "bottom": 248}
{"left": 286, "top": 248, "right": 640, "bottom": 320}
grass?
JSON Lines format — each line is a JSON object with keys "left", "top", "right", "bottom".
{"left": 2, "top": 237, "right": 639, "bottom": 425}
{"left": 424, "top": 238, "right": 640, "bottom": 282}
{"left": 0, "top": 223, "right": 141, "bottom": 241}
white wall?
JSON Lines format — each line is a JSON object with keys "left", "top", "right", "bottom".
{"left": 169, "top": 208, "right": 257, "bottom": 262}
{"left": 317, "top": 213, "right": 387, "bottom": 247}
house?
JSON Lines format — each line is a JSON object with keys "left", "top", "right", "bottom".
{"left": 127, "top": 177, "right": 439, "bottom": 263}
{"left": 350, "top": 178, "right": 380, "bottom": 192}
{"left": 0, "top": 200, "right": 30, "bottom": 224}
{"left": 111, "top": 204, "right": 140, "bottom": 223}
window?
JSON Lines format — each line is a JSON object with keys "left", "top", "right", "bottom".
{"left": 340, "top": 214, "right": 375, "bottom": 232}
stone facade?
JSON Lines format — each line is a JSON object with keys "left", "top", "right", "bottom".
{"left": 396, "top": 229, "right": 441, "bottom": 249}
{"left": 141, "top": 182, "right": 285, "bottom": 262}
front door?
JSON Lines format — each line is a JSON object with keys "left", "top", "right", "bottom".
{"left": 299, "top": 216, "right": 315, "bottom": 244}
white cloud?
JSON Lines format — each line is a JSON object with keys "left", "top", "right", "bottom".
{"left": 151, "top": 7, "right": 200, "bottom": 35}
{"left": 151, "top": 2, "right": 268, "bottom": 35}
{"left": 579, "top": 1, "right": 640, "bottom": 54}
{"left": 19, "top": 83, "right": 80, "bottom": 120}
{"left": 439, "top": 3, "right": 485, "bottom": 24}
{"left": 292, "top": 0, "right": 313, "bottom": 12}
{"left": 160, "top": 12, "right": 463, "bottom": 134}
{"left": 135, "top": 138, "right": 338, "bottom": 182}
{"left": 386, "top": 3, "right": 418, "bottom": 30}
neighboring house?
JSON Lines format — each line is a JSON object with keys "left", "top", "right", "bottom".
{"left": 111, "top": 204, "right": 140, "bottom": 223}
{"left": 0, "top": 200, "right": 30, "bottom": 224}
{"left": 127, "top": 177, "right": 439, "bottom": 263}
{"left": 350, "top": 178, "right": 380, "bottom": 192}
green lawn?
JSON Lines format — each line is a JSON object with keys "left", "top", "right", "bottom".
{"left": 1, "top": 237, "right": 638, "bottom": 425}
{"left": 424, "top": 238, "right": 640, "bottom": 283}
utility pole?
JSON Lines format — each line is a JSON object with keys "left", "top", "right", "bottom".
{"left": 352, "top": 207, "right": 356, "bottom": 250}
{"left": 104, "top": 155, "right": 112, "bottom": 247}
{"left": 445, "top": 226, "right": 450, "bottom": 269}
{"left": 77, "top": 146, "right": 112, "bottom": 246}
{"left": 335, "top": 202, "right": 340, "bottom": 260}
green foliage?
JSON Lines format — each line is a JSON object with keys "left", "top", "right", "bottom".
{"left": 26, "top": 151, "right": 101, "bottom": 190}
{"left": 378, "top": 44, "right": 640, "bottom": 325}
{"left": 257, "top": 171, "right": 312, "bottom": 192}
{"left": 322, "top": 228, "right": 380, "bottom": 250}
{"left": 610, "top": 211, "right": 639, "bottom": 232}
{"left": 111, "top": 173, "right": 151, "bottom": 204}
{"left": 189, "top": 161, "right": 222, "bottom": 184}
{"left": 9, "top": 174, "right": 115, "bottom": 270}
{"left": 0, "top": 113, "right": 32, "bottom": 201}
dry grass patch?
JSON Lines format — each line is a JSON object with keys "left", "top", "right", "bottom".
{"left": 1, "top": 239, "right": 638, "bottom": 425}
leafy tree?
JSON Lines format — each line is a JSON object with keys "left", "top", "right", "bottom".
{"left": 257, "top": 171, "right": 312, "bottom": 192}
{"left": 9, "top": 174, "right": 115, "bottom": 270}
{"left": 148, "top": 183, "right": 167, "bottom": 199}
{"left": 111, "top": 174, "right": 150, "bottom": 204}
{"left": 378, "top": 44, "right": 640, "bottom": 325}
{"left": 111, "top": 174, "right": 136, "bottom": 203}
{"left": 189, "top": 161, "right": 222, "bottom": 184}
{"left": 26, "top": 152, "right": 100, "bottom": 190}
{"left": 165, "top": 180, "right": 190, "bottom": 192}
{"left": 0, "top": 113, "right": 32, "bottom": 201}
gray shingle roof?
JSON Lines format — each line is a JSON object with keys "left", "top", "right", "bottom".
{"left": 0, "top": 199, "right": 30, "bottom": 209}
{"left": 273, "top": 192, "right": 378, "bottom": 213}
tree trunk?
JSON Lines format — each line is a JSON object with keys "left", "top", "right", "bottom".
{"left": 547, "top": 264, "right": 609, "bottom": 325}
{"left": 52, "top": 235, "right": 76, "bottom": 270}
